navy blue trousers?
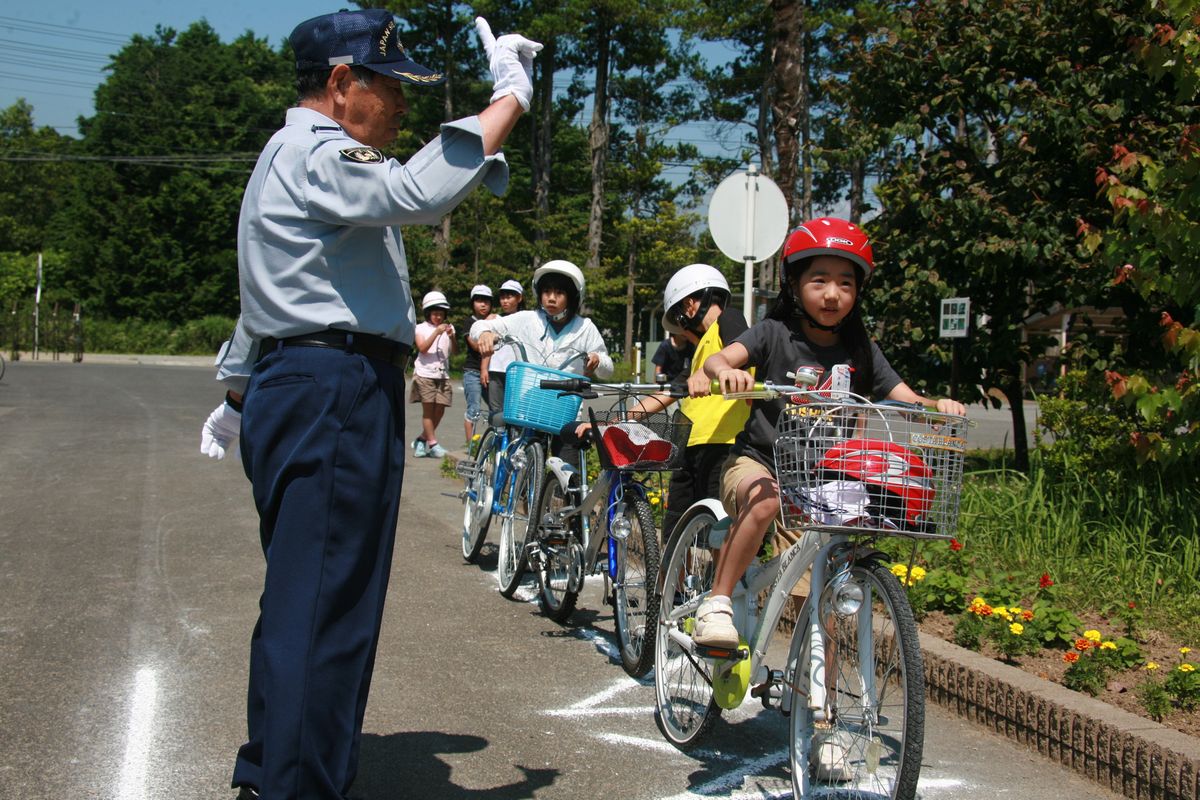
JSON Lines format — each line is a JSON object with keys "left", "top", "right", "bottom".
{"left": 233, "top": 345, "right": 406, "bottom": 799}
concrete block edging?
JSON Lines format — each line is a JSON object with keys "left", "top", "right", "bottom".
{"left": 920, "top": 632, "right": 1200, "bottom": 800}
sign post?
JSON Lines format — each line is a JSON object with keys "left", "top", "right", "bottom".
{"left": 939, "top": 297, "right": 970, "bottom": 400}
{"left": 708, "top": 166, "right": 789, "bottom": 323}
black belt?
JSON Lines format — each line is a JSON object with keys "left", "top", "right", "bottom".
{"left": 259, "top": 330, "right": 411, "bottom": 367}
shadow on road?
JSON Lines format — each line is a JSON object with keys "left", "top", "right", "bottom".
{"left": 356, "top": 730, "right": 559, "bottom": 799}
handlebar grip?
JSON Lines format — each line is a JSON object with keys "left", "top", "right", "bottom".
{"left": 709, "top": 379, "right": 766, "bottom": 396}
{"left": 539, "top": 378, "right": 590, "bottom": 392}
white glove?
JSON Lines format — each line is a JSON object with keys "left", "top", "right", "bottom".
{"left": 200, "top": 401, "right": 241, "bottom": 460}
{"left": 475, "top": 16, "right": 542, "bottom": 111}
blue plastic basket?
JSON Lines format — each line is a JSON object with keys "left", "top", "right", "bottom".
{"left": 503, "top": 361, "right": 584, "bottom": 433}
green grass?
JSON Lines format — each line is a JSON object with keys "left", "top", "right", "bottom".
{"left": 954, "top": 462, "right": 1200, "bottom": 639}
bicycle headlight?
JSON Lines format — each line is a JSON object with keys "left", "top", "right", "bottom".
{"left": 832, "top": 580, "right": 864, "bottom": 617}
{"left": 510, "top": 448, "right": 527, "bottom": 471}
{"left": 610, "top": 514, "right": 632, "bottom": 540}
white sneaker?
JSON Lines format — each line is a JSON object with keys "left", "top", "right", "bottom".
{"left": 810, "top": 727, "right": 854, "bottom": 782}
{"left": 427, "top": 443, "right": 448, "bottom": 458}
{"left": 413, "top": 439, "right": 427, "bottom": 458}
{"left": 693, "top": 595, "right": 739, "bottom": 649}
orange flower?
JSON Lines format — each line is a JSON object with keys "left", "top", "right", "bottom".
{"left": 1064, "top": 651, "right": 1080, "bottom": 664}
{"left": 1074, "top": 638, "right": 1092, "bottom": 651}
{"left": 1021, "top": 610, "right": 1034, "bottom": 622}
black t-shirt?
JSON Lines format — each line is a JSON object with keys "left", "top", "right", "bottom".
{"left": 461, "top": 314, "right": 487, "bottom": 371}
{"left": 731, "top": 318, "right": 902, "bottom": 467}
{"left": 652, "top": 338, "right": 693, "bottom": 381}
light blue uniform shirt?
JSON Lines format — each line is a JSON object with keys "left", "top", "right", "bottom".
{"left": 217, "top": 107, "right": 508, "bottom": 392}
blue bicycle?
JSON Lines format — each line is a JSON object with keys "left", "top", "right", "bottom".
{"left": 457, "top": 342, "right": 587, "bottom": 597}
{"left": 529, "top": 377, "right": 689, "bottom": 677}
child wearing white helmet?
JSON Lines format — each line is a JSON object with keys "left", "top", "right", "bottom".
{"left": 411, "top": 290, "right": 457, "bottom": 458}
{"left": 626, "top": 264, "right": 750, "bottom": 543}
{"left": 471, "top": 260, "right": 612, "bottom": 466}
{"left": 461, "top": 284, "right": 496, "bottom": 446}
{"left": 486, "top": 278, "right": 527, "bottom": 415}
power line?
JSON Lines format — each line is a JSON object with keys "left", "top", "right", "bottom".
{"left": 0, "top": 15, "right": 131, "bottom": 46}
{"left": 0, "top": 70, "right": 100, "bottom": 89}
{"left": 0, "top": 39, "right": 113, "bottom": 63}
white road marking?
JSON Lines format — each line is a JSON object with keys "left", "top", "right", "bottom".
{"left": 656, "top": 749, "right": 791, "bottom": 800}
{"left": 116, "top": 667, "right": 158, "bottom": 800}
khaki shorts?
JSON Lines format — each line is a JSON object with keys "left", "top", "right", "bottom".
{"left": 409, "top": 375, "right": 452, "bottom": 406}
{"left": 719, "top": 453, "right": 810, "bottom": 597}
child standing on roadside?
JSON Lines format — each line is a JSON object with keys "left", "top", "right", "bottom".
{"left": 461, "top": 284, "right": 495, "bottom": 446}
{"left": 411, "top": 291, "right": 456, "bottom": 458}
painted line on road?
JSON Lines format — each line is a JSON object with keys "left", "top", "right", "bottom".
{"left": 657, "top": 749, "right": 791, "bottom": 800}
{"left": 116, "top": 667, "right": 158, "bottom": 800}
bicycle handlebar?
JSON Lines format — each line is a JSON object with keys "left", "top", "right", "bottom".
{"left": 539, "top": 378, "right": 687, "bottom": 399}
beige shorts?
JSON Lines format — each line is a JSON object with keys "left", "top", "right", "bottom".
{"left": 719, "top": 453, "right": 810, "bottom": 596}
{"left": 409, "top": 375, "right": 452, "bottom": 406}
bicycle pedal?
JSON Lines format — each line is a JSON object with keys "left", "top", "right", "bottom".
{"left": 751, "top": 670, "right": 785, "bottom": 710}
{"left": 696, "top": 644, "right": 748, "bottom": 661}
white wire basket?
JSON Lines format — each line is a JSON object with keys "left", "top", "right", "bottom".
{"left": 773, "top": 397, "right": 968, "bottom": 539}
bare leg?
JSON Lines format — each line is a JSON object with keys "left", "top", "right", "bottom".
{"left": 710, "top": 473, "right": 780, "bottom": 598}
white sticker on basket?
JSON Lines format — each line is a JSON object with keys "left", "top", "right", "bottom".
{"left": 910, "top": 433, "right": 967, "bottom": 452}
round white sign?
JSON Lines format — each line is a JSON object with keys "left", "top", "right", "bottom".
{"left": 708, "top": 168, "right": 789, "bottom": 264}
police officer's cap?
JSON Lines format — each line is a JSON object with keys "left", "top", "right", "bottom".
{"left": 290, "top": 9, "right": 446, "bottom": 86}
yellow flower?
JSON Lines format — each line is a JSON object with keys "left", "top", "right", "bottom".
{"left": 909, "top": 566, "right": 927, "bottom": 582}
{"left": 1181, "top": 663, "right": 1196, "bottom": 673}
{"left": 650, "top": 496, "right": 660, "bottom": 506}
{"left": 471, "top": 433, "right": 481, "bottom": 441}
{"left": 993, "top": 605, "right": 1007, "bottom": 616}
{"left": 1010, "top": 606, "right": 1023, "bottom": 615}
{"left": 1009, "top": 623, "right": 1024, "bottom": 635}
{"left": 1145, "top": 662, "right": 1159, "bottom": 671}
{"left": 1083, "top": 630, "right": 1102, "bottom": 643}
{"left": 1100, "top": 641, "right": 1117, "bottom": 650}
{"left": 970, "top": 596, "right": 987, "bottom": 608}
{"left": 891, "top": 564, "right": 908, "bottom": 577}
{"left": 1181, "top": 647, "right": 1192, "bottom": 655}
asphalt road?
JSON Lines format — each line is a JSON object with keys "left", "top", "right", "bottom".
{"left": 0, "top": 359, "right": 1112, "bottom": 800}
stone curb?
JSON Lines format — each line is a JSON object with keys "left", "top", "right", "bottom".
{"left": 920, "top": 632, "right": 1200, "bottom": 800}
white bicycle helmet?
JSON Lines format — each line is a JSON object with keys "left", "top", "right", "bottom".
{"left": 498, "top": 279, "right": 524, "bottom": 296}
{"left": 421, "top": 290, "right": 450, "bottom": 311}
{"left": 532, "top": 259, "right": 585, "bottom": 321}
{"left": 470, "top": 284, "right": 493, "bottom": 300}
{"left": 662, "top": 263, "right": 731, "bottom": 335}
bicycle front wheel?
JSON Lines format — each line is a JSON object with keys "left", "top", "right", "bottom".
{"left": 534, "top": 473, "right": 582, "bottom": 623}
{"left": 612, "top": 494, "right": 660, "bottom": 678}
{"left": 497, "top": 440, "right": 543, "bottom": 598}
{"left": 653, "top": 506, "right": 721, "bottom": 749}
{"left": 788, "top": 557, "right": 923, "bottom": 800}
{"left": 461, "top": 427, "right": 498, "bottom": 562}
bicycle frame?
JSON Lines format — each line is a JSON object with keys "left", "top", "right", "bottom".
{"left": 664, "top": 526, "right": 874, "bottom": 718}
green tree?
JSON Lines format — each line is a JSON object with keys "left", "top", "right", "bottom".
{"left": 860, "top": 0, "right": 1186, "bottom": 470}
{"left": 56, "top": 22, "right": 291, "bottom": 322}
{"left": 0, "top": 100, "right": 76, "bottom": 254}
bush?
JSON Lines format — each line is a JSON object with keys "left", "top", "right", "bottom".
{"left": 83, "top": 315, "right": 236, "bottom": 355}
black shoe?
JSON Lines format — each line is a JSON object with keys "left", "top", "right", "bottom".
{"left": 236, "top": 787, "right": 259, "bottom": 800}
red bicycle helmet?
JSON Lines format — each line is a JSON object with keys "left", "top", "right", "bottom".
{"left": 781, "top": 217, "right": 874, "bottom": 284}
{"left": 816, "top": 440, "right": 934, "bottom": 529}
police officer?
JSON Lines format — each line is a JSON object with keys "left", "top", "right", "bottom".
{"left": 198, "top": 10, "right": 540, "bottom": 799}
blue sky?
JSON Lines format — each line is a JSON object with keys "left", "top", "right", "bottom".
{"left": 0, "top": 3, "right": 341, "bottom": 132}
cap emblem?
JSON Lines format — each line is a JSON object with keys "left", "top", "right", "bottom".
{"left": 378, "top": 20, "right": 395, "bottom": 57}
{"left": 392, "top": 70, "right": 444, "bottom": 83}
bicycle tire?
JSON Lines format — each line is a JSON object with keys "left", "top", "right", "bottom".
{"left": 497, "top": 440, "right": 542, "bottom": 598}
{"left": 613, "top": 494, "right": 661, "bottom": 678}
{"left": 788, "top": 556, "right": 924, "bottom": 800}
{"left": 534, "top": 473, "right": 581, "bottom": 622}
{"left": 653, "top": 506, "right": 722, "bottom": 749}
{"left": 461, "top": 428, "right": 498, "bottom": 562}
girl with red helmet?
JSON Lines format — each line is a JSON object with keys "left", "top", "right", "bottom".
{"left": 690, "top": 216, "right": 966, "bottom": 650}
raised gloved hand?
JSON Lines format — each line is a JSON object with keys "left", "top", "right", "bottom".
{"left": 200, "top": 401, "right": 241, "bottom": 460}
{"left": 475, "top": 16, "right": 542, "bottom": 111}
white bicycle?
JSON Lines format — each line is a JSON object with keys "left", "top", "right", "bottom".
{"left": 654, "top": 383, "right": 968, "bottom": 799}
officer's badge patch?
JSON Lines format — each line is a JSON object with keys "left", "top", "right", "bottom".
{"left": 340, "top": 147, "right": 384, "bottom": 164}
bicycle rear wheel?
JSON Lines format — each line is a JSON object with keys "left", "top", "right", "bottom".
{"left": 788, "top": 557, "right": 923, "bottom": 800}
{"left": 497, "top": 440, "right": 543, "bottom": 598}
{"left": 653, "top": 506, "right": 721, "bottom": 749}
{"left": 612, "top": 494, "right": 660, "bottom": 678}
{"left": 534, "top": 473, "right": 582, "bottom": 622}
{"left": 461, "top": 428, "right": 498, "bottom": 562}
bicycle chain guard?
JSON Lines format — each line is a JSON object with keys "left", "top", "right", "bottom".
{"left": 711, "top": 640, "right": 752, "bottom": 710}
